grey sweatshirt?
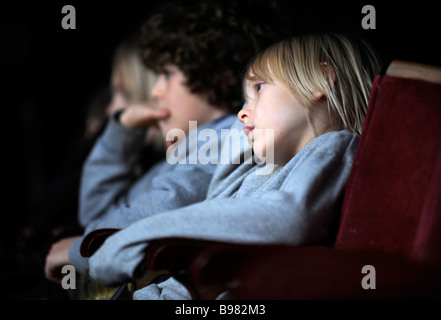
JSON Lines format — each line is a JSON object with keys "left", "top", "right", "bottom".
{"left": 87, "top": 123, "right": 359, "bottom": 299}
{"left": 70, "top": 114, "right": 237, "bottom": 273}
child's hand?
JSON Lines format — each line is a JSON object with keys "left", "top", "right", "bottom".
{"left": 45, "top": 236, "right": 81, "bottom": 284}
{"left": 120, "top": 103, "right": 170, "bottom": 129}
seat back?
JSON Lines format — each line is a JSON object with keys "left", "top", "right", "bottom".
{"left": 336, "top": 61, "right": 441, "bottom": 264}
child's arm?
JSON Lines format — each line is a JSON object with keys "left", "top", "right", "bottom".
{"left": 78, "top": 112, "right": 147, "bottom": 227}
{"left": 71, "top": 115, "right": 238, "bottom": 275}
{"left": 88, "top": 132, "right": 359, "bottom": 286}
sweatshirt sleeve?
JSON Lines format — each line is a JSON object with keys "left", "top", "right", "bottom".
{"left": 71, "top": 116, "right": 237, "bottom": 274}
{"left": 78, "top": 112, "right": 147, "bottom": 227}
{"left": 70, "top": 161, "right": 219, "bottom": 274}
{"left": 84, "top": 161, "right": 217, "bottom": 231}
{"left": 87, "top": 133, "right": 359, "bottom": 286}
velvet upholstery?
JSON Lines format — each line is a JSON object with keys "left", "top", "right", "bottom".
{"left": 336, "top": 74, "right": 441, "bottom": 260}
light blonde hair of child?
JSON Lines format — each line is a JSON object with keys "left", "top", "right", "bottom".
{"left": 246, "top": 32, "right": 381, "bottom": 135}
{"left": 112, "top": 41, "right": 157, "bottom": 103}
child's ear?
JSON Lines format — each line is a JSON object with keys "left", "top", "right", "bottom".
{"left": 320, "top": 61, "right": 336, "bottom": 83}
{"left": 312, "top": 62, "right": 336, "bottom": 100}
{"left": 312, "top": 90, "right": 325, "bottom": 100}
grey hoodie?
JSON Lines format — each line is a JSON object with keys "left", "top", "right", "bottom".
{"left": 70, "top": 114, "right": 237, "bottom": 273}
{"left": 87, "top": 120, "right": 359, "bottom": 299}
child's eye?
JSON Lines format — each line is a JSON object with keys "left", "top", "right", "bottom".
{"left": 255, "top": 82, "right": 264, "bottom": 92}
{"left": 163, "top": 69, "right": 174, "bottom": 79}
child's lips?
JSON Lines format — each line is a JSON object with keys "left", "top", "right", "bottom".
{"left": 243, "top": 126, "right": 255, "bottom": 139}
{"left": 165, "top": 135, "right": 179, "bottom": 149}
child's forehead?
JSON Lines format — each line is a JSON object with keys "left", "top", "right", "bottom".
{"left": 247, "top": 60, "right": 276, "bottom": 84}
{"left": 246, "top": 77, "right": 260, "bottom": 84}
{"left": 245, "top": 67, "right": 258, "bottom": 79}
{"left": 244, "top": 78, "right": 261, "bottom": 91}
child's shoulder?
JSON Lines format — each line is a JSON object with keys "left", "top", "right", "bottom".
{"left": 297, "top": 130, "right": 360, "bottom": 164}
{"left": 316, "top": 130, "right": 359, "bottom": 149}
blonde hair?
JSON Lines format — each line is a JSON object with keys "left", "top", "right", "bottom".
{"left": 112, "top": 40, "right": 157, "bottom": 103}
{"left": 246, "top": 32, "right": 381, "bottom": 135}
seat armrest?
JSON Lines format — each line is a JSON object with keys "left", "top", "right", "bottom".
{"left": 144, "top": 238, "right": 298, "bottom": 299}
{"left": 144, "top": 237, "right": 258, "bottom": 270}
{"left": 80, "top": 228, "right": 121, "bottom": 257}
{"left": 145, "top": 238, "right": 216, "bottom": 270}
{"left": 144, "top": 238, "right": 276, "bottom": 299}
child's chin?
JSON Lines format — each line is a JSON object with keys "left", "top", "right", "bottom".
{"left": 252, "top": 150, "right": 265, "bottom": 163}
{"left": 253, "top": 144, "right": 277, "bottom": 165}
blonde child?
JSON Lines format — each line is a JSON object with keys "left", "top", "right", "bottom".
{"left": 86, "top": 32, "right": 381, "bottom": 299}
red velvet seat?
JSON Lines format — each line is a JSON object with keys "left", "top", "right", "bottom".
{"left": 142, "top": 60, "right": 441, "bottom": 299}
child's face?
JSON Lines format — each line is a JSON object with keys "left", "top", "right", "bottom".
{"left": 239, "top": 78, "right": 315, "bottom": 165}
{"left": 150, "top": 64, "right": 226, "bottom": 148}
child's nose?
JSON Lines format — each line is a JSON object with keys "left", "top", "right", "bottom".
{"left": 150, "top": 76, "right": 165, "bottom": 101}
{"left": 238, "top": 106, "right": 251, "bottom": 123}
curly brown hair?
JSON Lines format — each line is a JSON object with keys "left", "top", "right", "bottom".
{"left": 138, "top": 0, "right": 293, "bottom": 113}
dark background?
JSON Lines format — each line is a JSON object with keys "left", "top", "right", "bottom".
{"left": 0, "top": 0, "right": 440, "bottom": 299}
{"left": 1, "top": 2, "right": 163, "bottom": 228}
